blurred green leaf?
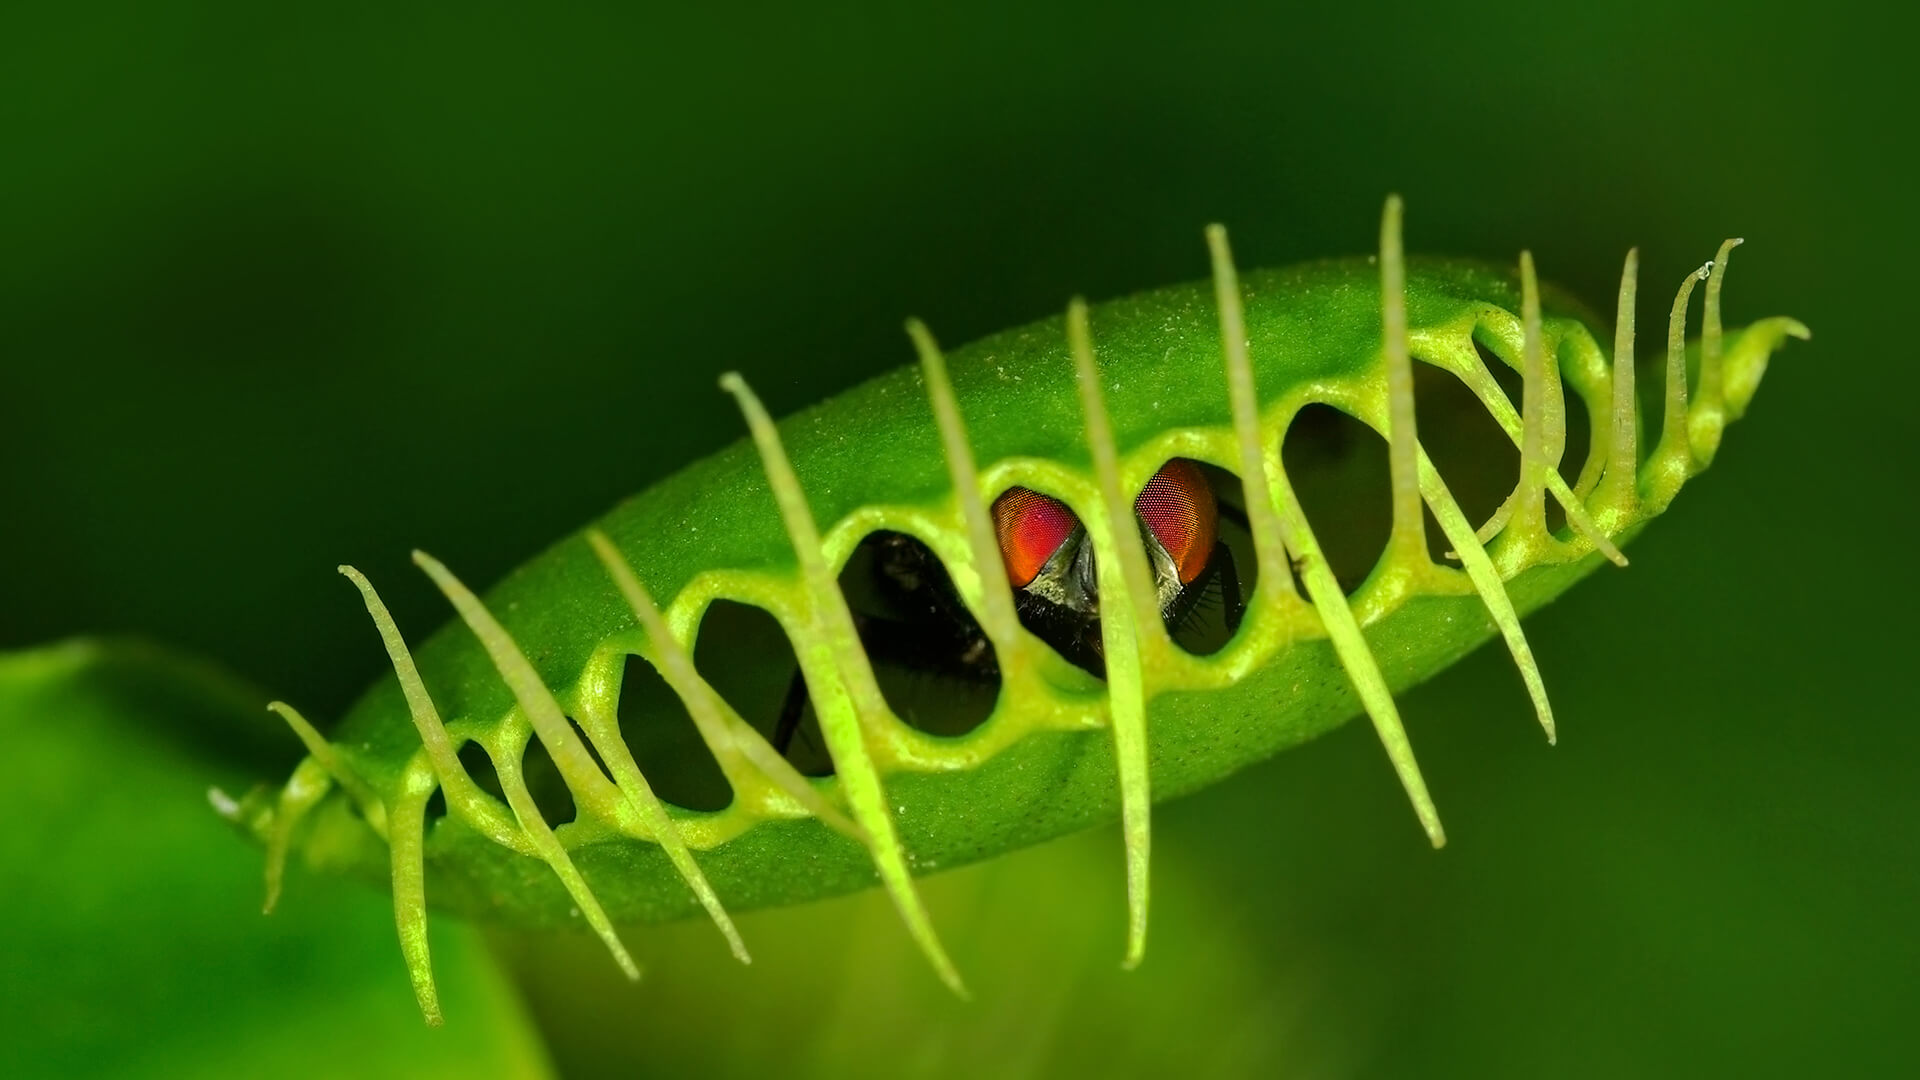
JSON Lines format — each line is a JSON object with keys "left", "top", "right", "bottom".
{"left": 0, "top": 640, "right": 552, "bottom": 1079}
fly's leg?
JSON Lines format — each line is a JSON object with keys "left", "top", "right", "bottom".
{"left": 1212, "top": 542, "right": 1245, "bottom": 632}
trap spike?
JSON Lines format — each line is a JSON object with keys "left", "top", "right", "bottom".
{"left": 1453, "top": 333, "right": 1627, "bottom": 567}
{"left": 1690, "top": 238, "right": 1744, "bottom": 465}
{"left": 387, "top": 769, "right": 443, "bottom": 1025}
{"left": 1215, "top": 229, "right": 1441, "bottom": 838}
{"left": 908, "top": 318, "right": 1023, "bottom": 653}
{"left": 1599, "top": 248, "right": 1641, "bottom": 515}
{"left": 1546, "top": 460, "right": 1626, "bottom": 565}
{"left": 1515, "top": 251, "right": 1552, "bottom": 543}
{"left": 413, "top": 551, "right": 745, "bottom": 964}
{"left": 267, "top": 701, "right": 384, "bottom": 829}
{"left": 1724, "top": 315, "right": 1811, "bottom": 421}
{"left": 413, "top": 551, "right": 628, "bottom": 826}
{"left": 1269, "top": 460, "right": 1446, "bottom": 847}
{"left": 1539, "top": 329, "right": 1571, "bottom": 495}
{"left": 338, "top": 565, "right": 526, "bottom": 853}
{"left": 1416, "top": 445, "right": 1556, "bottom": 744}
{"left": 206, "top": 785, "right": 243, "bottom": 822}
{"left": 1379, "top": 196, "right": 1428, "bottom": 566}
{"left": 1205, "top": 224, "right": 1297, "bottom": 603}
{"left": 1495, "top": 254, "right": 1631, "bottom": 567}
{"left": 1474, "top": 487, "right": 1519, "bottom": 544}
{"left": 1646, "top": 262, "right": 1712, "bottom": 511}
{"left": 1471, "top": 453, "right": 1627, "bottom": 568}
{"left": 261, "top": 756, "right": 331, "bottom": 915}
{"left": 585, "top": 528, "right": 861, "bottom": 840}
{"left": 726, "top": 709, "right": 867, "bottom": 842}
{"left": 1068, "top": 296, "right": 1158, "bottom": 970}
{"left": 720, "top": 371, "right": 967, "bottom": 998}
{"left": 493, "top": 743, "right": 641, "bottom": 981}
{"left": 566, "top": 712, "right": 750, "bottom": 966}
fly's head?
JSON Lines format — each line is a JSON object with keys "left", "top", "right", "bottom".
{"left": 992, "top": 459, "right": 1233, "bottom": 676}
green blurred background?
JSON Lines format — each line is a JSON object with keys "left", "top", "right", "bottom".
{"left": 2, "top": 2, "right": 1912, "bottom": 1077}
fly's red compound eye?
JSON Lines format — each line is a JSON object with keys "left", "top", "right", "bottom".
{"left": 1134, "top": 459, "right": 1217, "bottom": 585}
{"left": 991, "top": 487, "right": 1079, "bottom": 588}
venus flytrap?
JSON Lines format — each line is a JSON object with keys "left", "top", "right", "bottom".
{"left": 222, "top": 198, "right": 1808, "bottom": 1022}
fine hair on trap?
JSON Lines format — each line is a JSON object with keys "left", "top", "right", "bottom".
{"left": 219, "top": 196, "right": 1809, "bottom": 1024}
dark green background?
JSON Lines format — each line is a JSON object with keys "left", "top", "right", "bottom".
{"left": 2, "top": 3, "right": 1911, "bottom": 1077}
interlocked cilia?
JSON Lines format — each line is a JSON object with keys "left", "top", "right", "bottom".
{"left": 219, "top": 198, "right": 1807, "bottom": 1022}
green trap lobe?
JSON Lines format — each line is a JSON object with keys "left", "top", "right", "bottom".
{"left": 242, "top": 211, "right": 1806, "bottom": 1020}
